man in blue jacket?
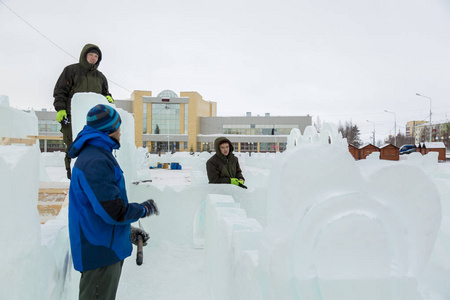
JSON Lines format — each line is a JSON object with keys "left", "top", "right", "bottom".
{"left": 68, "top": 104, "right": 159, "bottom": 300}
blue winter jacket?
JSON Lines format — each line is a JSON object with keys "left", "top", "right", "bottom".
{"left": 68, "top": 126, "right": 144, "bottom": 272}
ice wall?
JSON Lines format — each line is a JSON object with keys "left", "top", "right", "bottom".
{"left": 0, "top": 96, "right": 38, "bottom": 140}
{"left": 71, "top": 93, "right": 137, "bottom": 185}
{"left": 267, "top": 145, "right": 439, "bottom": 299}
{"left": 204, "top": 194, "right": 263, "bottom": 300}
{"left": 286, "top": 123, "right": 347, "bottom": 149}
{"left": 0, "top": 104, "right": 67, "bottom": 299}
{"left": 202, "top": 124, "right": 442, "bottom": 300}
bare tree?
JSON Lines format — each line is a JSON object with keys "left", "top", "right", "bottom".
{"left": 384, "top": 132, "right": 414, "bottom": 146}
{"left": 314, "top": 116, "right": 322, "bottom": 133}
{"left": 338, "top": 121, "right": 362, "bottom": 147}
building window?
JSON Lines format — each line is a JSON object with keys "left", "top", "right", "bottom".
{"left": 260, "top": 142, "right": 276, "bottom": 152}
{"left": 152, "top": 103, "right": 180, "bottom": 134}
{"left": 143, "top": 103, "right": 147, "bottom": 134}
{"left": 38, "top": 121, "right": 60, "bottom": 133}
{"left": 222, "top": 124, "right": 297, "bottom": 135}
{"left": 241, "top": 142, "right": 256, "bottom": 152}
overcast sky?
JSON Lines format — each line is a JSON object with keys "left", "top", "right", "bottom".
{"left": 1, "top": 0, "right": 450, "bottom": 143}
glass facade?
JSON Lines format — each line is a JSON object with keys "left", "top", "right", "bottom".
{"left": 260, "top": 142, "right": 277, "bottom": 152}
{"left": 152, "top": 103, "right": 180, "bottom": 134}
{"left": 38, "top": 121, "right": 59, "bottom": 133}
{"left": 201, "top": 142, "right": 213, "bottom": 152}
{"left": 240, "top": 142, "right": 257, "bottom": 152}
{"left": 39, "top": 139, "right": 65, "bottom": 151}
{"left": 38, "top": 120, "right": 65, "bottom": 152}
{"left": 223, "top": 124, "right": 296, "bottom": 135}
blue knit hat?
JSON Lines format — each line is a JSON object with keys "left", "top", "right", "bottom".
{"left": 86, "top": 104, "right": 121, "bottom": 134}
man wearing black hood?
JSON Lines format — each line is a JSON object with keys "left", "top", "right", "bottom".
{"left": 53, "top": 43, "right": 114, "bottom": 179}
{"left": 206, "top": 137, "right": 245, "bottom": 186}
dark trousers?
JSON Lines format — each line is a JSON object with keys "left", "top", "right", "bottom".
{"left": 60, "top": 116, "right": 73, "bottom": 179}
{"left": 79, "top": 260, "right": 124, "bottom": 300}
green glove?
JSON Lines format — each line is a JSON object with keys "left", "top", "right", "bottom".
{"left": 56, "top": 110, "right": 67, "bottom": 123}
{"left": 231, "top": 178, "right": 240, "bottom": 186}
{"left": 106, "top": 95, "right": 114, "bottom": 103}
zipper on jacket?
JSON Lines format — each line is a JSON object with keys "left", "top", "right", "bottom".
{"left": 110, "top": 225, "right": 115, "bottom": 248}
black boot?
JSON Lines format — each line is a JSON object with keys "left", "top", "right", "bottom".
{"left": 64, "top": 154, "right": 71, "bottom": 180}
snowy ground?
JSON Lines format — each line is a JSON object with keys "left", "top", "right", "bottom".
{"left": 118, "top": 241, "right": 210, "bottom": 299}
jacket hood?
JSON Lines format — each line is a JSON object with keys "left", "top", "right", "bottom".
{"left": 68, "top": 125, "right": 119, "bottom": 158}
{"left": 214, "top": 137, "right": 234, "bottom": 158}
{"left": 79, "top": 43, "right": 102, "bottom": 71}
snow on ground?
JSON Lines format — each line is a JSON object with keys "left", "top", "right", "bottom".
{"left": 139, "top": 167, "right": 193, "bottom": 188}
{"left": 118, "top": 240, "right": 210, "bottom": 300}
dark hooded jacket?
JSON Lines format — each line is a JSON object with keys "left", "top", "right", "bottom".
{"left": 53, "top": 43, "right": 111, "bottom": 116}
{"left": 206, "top": 137, "right": 244, "bottom": 184}
{"left": 68, "top": 126, "right": 144, "bottom": 272}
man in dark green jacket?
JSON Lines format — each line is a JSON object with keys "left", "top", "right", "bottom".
{"left": 206, "top": 137, "right": 245, "bottom": 186}
{"left": 53, "top": 43, "right": 114, "bottom": 179}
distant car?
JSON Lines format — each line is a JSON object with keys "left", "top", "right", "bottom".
{"left": 399, "top": 144, "right": 416, "bottom": 155}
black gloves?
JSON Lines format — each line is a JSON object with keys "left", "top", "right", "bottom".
{"left": 130, "top": 226, "right": 150, "bottom": 246}
{"left": 141, "top": 199, "right": 159, "bottom": 217}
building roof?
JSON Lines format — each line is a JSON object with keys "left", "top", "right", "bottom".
{"left": 424, "top": 142, "right": 446, "bottom": 148}
{"left": 157, "top": 90, "right": 179, "bottom": 98}
{"left": 359, "top": 143, "right": 379, "bottom": 149}
{"left": 380, "top": 143, "right": 398, "bottom": 149}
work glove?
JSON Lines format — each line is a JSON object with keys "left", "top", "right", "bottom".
{"left": 231, "top": 178, "right": 247, "bottom": 189}
{"left": 141, "top": 199, "right": 159, "bottom": 217}
{"left": 106, "top": 95, "right": 114, "bottom": 103}
{"left": 130, "top": 226, "right": 150, "bottom": 246}
{"left": 56, "top": 110, "right": 67, "bottom": 123}
{"left": 230, "top": 178, "right": 240, "bottom": 186}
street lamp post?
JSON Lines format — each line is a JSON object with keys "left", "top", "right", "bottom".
{"left": 384, "top": 110, "right": 397, "bottom": 146}
{"left": 366, "top": 120, "right": 376, "bottom": 145}
{"left": 416, "top": 93, "right": 432, "bottom": 142}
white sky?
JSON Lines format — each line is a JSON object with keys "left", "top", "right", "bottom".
{"left": 1, "top": 0, "right": 450, "bottom": 143}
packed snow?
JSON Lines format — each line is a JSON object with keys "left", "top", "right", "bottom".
{"left": 1, "top": 93, "right": 450, "bottom": 300}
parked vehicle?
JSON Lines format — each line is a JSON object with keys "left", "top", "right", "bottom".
{"left": 399, "top": 144, "right": 416, "bottom": 155}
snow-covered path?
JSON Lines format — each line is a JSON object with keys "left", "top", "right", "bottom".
{"left": 118, "top": 241, "right": 211, "bottom": 299}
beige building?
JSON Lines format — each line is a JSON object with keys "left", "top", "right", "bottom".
{"left": 116, "top": 90, "right": 217, "bottom": 152}
{"left": 117, "top": 89, "right": 311, "bottom": 153}
{"left": 406, "top": 120, "right": 427, "bottom": 137}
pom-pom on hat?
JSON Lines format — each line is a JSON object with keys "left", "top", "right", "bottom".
{"left": 87, "top": 104, "right": 121, "bottom": 134}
